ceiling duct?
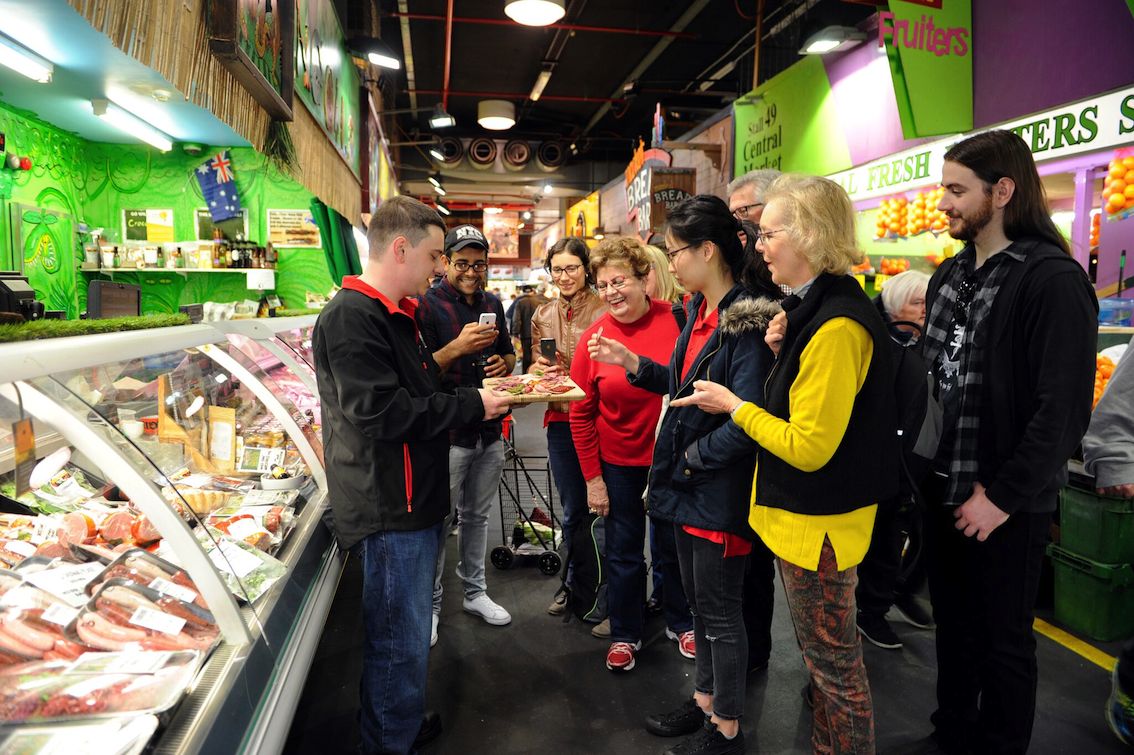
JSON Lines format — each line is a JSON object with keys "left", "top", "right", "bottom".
{"left": 437, "top": 136, "right": 465, "bottom": 166}
{"left": 502, "top": 139, "right": 532, "bottom": 171}
{"left": 468, "top": 137, "right": 499, "bottom": 170}
{"left": 536, "top": 140, "right": 566, "bottom": 172}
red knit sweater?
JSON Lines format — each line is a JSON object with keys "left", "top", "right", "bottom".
{"left": 569, "top": 299, "right": 679, "bottom": 481}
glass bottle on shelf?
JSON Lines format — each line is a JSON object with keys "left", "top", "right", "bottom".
{"left": 112, "top": 246, "right": 120, "bottom": 269}
{"left": 265, "top": 242, "right": 277, "bottom": 269}
{"left": 155, "top": 246, "right": 165, "bottom": 269}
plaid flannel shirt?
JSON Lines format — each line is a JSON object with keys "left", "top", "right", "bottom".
{"left": 921, "top": 243, "right": 1025, "bottom": 506}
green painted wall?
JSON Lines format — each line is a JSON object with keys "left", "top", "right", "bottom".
{"left": 0, "top": 101, "right": 334, "bottom": 317}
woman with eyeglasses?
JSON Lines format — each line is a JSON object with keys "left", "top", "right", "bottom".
{"left": 673, "top": 175, "right": 899, "bottom": 754}
{"left": 530, "top": 237, "right": 607, "bottom": 617}
{"left": 564, "top": 236, "right": 682, "bottom": 673}
{"left": 587, "top": 196, "right": 781, "bottom": 753}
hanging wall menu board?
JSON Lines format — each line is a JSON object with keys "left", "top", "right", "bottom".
{"left": 267, "top": 209, "right": 322, "bottom": 248}
{"left": 123, "top": 209, "right": 175, "bottom": 243}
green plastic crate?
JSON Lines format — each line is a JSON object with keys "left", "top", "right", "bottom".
{"left": 1048, "top": 544, "right": 1134, "bottom": 642}
{"left": 1059, "top": 485, "right": 1134, "bottom": 563}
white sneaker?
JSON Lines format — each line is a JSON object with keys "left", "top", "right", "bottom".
{"left": 430, "top": 613, "right": 439, "bottom": 647}
{"left": 462, "top": 594, "right": 512, "bottom": 626}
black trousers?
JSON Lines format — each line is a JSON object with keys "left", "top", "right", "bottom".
{"left": 925, "top": 479, "right": 1050, "bottom": 755}
{"left": 741, "top": 534, "right": 776, "bottom": 667}
{"left": 856, "top": 495, "right": 927, "bottom": 618}
{"left": 1120, "top": 639, "right": 1134, "bottom": 693}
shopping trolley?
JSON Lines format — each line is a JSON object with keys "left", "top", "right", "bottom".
{"left": 489, "top": 430, "right": 564, "bottom": 576}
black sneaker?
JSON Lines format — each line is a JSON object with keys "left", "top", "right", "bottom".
{"left": 857, "top": 612, "right": 903, "bottom": 649}
{"left": 646, "top": 698, "right": 706, "bottom": 737}
{"left": 893, "top": 595, "right": 935, "bottom": 629}
{"left": 413, "top": 710, "right": 442, "bottom": 748}
{"left": 663, "top": 721, "right": 745, "bottom": 755}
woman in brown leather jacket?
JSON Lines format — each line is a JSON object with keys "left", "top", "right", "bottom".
{"left": 531, "top": 237, "right": 606, "bottom": 616}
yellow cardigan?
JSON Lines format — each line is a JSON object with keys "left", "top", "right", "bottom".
{"left": 733, "top": 317, "right": 877, "bottom": 571}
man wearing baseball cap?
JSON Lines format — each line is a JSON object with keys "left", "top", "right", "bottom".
{"left": 416, "top": 224, "right": 516, "bottom": 645}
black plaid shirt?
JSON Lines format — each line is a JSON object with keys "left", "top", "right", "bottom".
{"left": 922, "top": 243, "right": 1026, "bottom": 506}
{"left": 416, "top": 278, "right": 513, "bottom": 448}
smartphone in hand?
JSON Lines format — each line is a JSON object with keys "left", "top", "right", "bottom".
{"left": 539, "top": 338, "right": 557, "bottom": 361}
{"left": 478, "top": 312, "right": 498, "bottom": 328}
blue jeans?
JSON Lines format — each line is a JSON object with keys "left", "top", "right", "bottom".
{"left": 360, "top": 523, "right": 442, "bottom": 755}
{"left": 547, "top": 422, "right": 587, "bottom": 582}
{"left": 602, "top": 462, "right": 649, "bottom": 644}
{"left": 434, "top": 438, "right": 505, "bottom": 612}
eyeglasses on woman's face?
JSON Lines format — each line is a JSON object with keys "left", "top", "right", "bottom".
{"left": 551, "top": 263, "right": 583, "bottom": 277}
{"left": 664, "top": 243, "right": 698, "bottom": 262}
{"left": 450, "top": 260, "right": 488, "bottom": 273}
{"left": 754, "top": 227, "right": 788, "bottom": 245}
{"left": 594, "top": 276, "right": 635, "bottom": 294}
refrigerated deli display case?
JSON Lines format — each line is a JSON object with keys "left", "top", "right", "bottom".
{"left": 0, "top": 323, "right": 341, "bottom": 754}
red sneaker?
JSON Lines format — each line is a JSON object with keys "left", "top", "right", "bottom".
{"left": 605, "top": 641, "right": 641, "bottom": 672}
{"left": 666, "top": 628, "right": 696, "bottom": 660}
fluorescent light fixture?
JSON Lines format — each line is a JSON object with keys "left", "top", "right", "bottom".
{"left": 428, "top": 174, "right": 443, "bottom": 189}
{"left": 429, "top": 147, "right": 445, "bottom": 161}
{"left": 433, "top": 184, "right": 447, "bottom": 196}
{"left": 477, "top": 99, "right": 516, "bottom": 131}
{"left": 484, "top": 206, "right": 503, "bottom": 215}
{"left": 799, "top": 26, "right": 867, "bottom": 55}
{"left": 0, "top": 34, "right": 52, "bottom": 83}
{"left": 349, "top": 36, "right": 401, "bottom": 70}
{"left": 436, "top": 201, "right": 451, "bottom": 216}
{"left": 368, "top": 51, "right": 400, "bottom": 69}
{"left": 529, "top": 67, "right": 553, "bottom": 102}
{"left": 429, "top": 103, "right": 455, "bottom": 129}
{"left": 92, "top": 99, "right": 174, "bottom": 152}
{"left": 504, "top": 0, "right": 566, "bottom": 27}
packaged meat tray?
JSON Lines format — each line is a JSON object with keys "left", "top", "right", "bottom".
{"left": 196, "top": 530, "right": 286, "bottom": 604}
{"left": 67, "top": 581, "right": 219, "bottom": 654}
{"left": 0, "top": 713, "right": 158, "bottom": 755}
{"left": 206, "top": 504, "right": 296, "bottom": 552}
{"left": 84, "top": 550, "right": 208, "bottom": 611}
{"left": 0, "top": 571, "right": 89, "bottom": 665}
{"left": 0, "top": 650, "right": 199, "bottom": 723}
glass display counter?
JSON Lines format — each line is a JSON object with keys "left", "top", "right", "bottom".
{"left": 0, "top": 323, "right": 341, "bottom": 754}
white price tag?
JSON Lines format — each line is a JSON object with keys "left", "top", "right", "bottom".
{"left": 225, "top": 517, "right": 262, "bottom": 541}
{"left": 0, "top": 585, "right": 39, "bottom": 611}
{"left": 129, "top": 606, "right": 186, "bottom": 636}
{"left": 40, "top": 602, "right": 78, "bottom": 627}
{"left": 209, "top": 539, "right": 263, "bottom": 579}
{"left": 31, "top": 515, "right": 60, "bottom": 544}
{"left": 148, "top": 577, "right": 198, "bottom": 604}
{"left": 38, "top": 722, "right": 127, "bottom": 755}
{"left": 3, "top": 539, "right": 37, "bottom": 558}
{"left": 71, "top": 650, "right": 173, "bottom": 674}
{"left": 25, "top": 562, "right": 105, "bottom": 607}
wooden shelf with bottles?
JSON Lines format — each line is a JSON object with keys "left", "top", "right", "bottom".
{"left": 78, "top": 265, "right": 274, "bottom": 274}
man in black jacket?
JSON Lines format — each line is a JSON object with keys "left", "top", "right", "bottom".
{"left": 920, "top": 130, "right": 1098, "bottom": 754}
{"left": 313, "top": 196, "right": 513, "bottom": 755}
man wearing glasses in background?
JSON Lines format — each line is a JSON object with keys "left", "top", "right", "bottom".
{"left": 417, "top": 225, "right": 517, "bottom": 646}
{"left": 727, "top": 169, "right": 790, "bottom": 299}
{"left": 920, "top": 131, "right": 1097, "bottom": 754}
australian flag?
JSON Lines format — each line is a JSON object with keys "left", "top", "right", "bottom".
{"left": 196, "top": 150, "right": 242, "bottom": 222}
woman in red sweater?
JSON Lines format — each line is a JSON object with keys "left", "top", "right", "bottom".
{"left": 570, "top": 236, "right": 681, "bottom": 673}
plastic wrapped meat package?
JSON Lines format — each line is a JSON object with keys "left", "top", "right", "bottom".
{"left": 195, "top": 530, "right": 286, "bottom": 603}
{"left": 0, "top": 713, "right": 158, "bottom": 755}
{"left": 68, "top": 581, "right": 219, "bottom": 654}
{"left": 0, "top": 570, "right": 88, "bottom": 665}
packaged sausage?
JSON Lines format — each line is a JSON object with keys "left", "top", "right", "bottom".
{"left": 84, "top": 549, "right": 206, "bottom": 611}
{"left": 66, "top": 581, "right": 218, "bottom": 655}
{"left": 0, "top": 570, "right": 89, "bottom": 666}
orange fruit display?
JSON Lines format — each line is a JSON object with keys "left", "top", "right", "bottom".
{"left": 1095, "top": 353, "right": 1116, "bottom": 409}
{"left": 1103, "top": 155, "right": 1134, "bottom": 216}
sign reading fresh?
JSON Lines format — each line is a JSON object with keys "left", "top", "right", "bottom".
{"left": 880, "top": 0, "right": 972, "bottom": 138}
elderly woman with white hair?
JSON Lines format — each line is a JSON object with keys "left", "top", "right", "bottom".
{"left": 878, "top": 270, "right": 931, "bottom": 342}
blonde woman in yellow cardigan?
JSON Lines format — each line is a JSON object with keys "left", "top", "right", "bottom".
{"left": 672, "top": 174, "right": 898, "bottom": 754}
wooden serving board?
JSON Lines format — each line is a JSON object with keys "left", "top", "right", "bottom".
{"left": 482, "top": 374, "right": 587, "bottom": 404}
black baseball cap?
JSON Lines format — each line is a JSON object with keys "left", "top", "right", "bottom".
{"left": 444, "top": 225, "right": 489, "bottom": 254}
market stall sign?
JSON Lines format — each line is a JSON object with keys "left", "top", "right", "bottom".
{"left": 829, "top": 86, "right": 1134, "bottom": 202}
{"left": 267, "top": 208, "right": 322, "bottom": 248}
{"left": 207, "top": 0, "right": 295, "bottom": 119}
{"left": 294, "top": 0, "right": 360, "bottom": 176}
{"left": 649, "top": 170, "right": 696, "bottom": 233}
{"left": 362, "top": 93, "right": 398, "bottom": 216}
{"left": 566, "top": 191, "right": 600, "bottom": 245}
{"left": 625, "top": 140, "right": 673, "bottom": 240}
{"left": 881, "top": 0, "right": 973, "bottom": 138}
{"left": 123, "top": 210, "right": 175, "bottom": 243}
{"left": 732, "top": 55, "right": 851, "bottom": 178}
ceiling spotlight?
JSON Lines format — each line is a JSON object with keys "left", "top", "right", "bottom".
{"left": 477, "top": 99, "right": 516, "bottom": 131}
{"left": 542, "top": 183, "right": 552, "bottom": 195}
{"left": 348, "top": 36, "right": 401, "bottom": 69}
{"left": 799, "top": 26, "right": 867, "bottom": 55}
{"left": 429, "top": 146, "right": 445, "bottom": 161}
{"left": 504, "top": 0, "right": 566, "bottom": 27}
{"left": 92, "top": 99, "right": 174, "bottom": 152}
{"left": 0, "top": 33, "right": 53, "bottom": 83}
{"left": 427, "top": 174, "right": 443, "bottom": 189}
{"left": 592, "top": 225, "right": 606, "bottom": 241}
{"left": 522, "top": 211, "right": 532, "bottom": 221}
{"left": 429, "top": 103, "right": 455, "bottom": 129}
{"left": 436, "top": 200, "right": 451, "bottom": 216}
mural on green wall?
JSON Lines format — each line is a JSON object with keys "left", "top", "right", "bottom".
{"left": 0, "top": 100, "right": 337, "bottom": 318}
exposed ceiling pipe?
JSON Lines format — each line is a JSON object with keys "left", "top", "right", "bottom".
{"left": 411, "top": 89, "right": 623, "bottom": 104}
{"left": 442, "top": 0, "right": 454, "bottom": 111}
{"left": 397, "top": 0, "right": 417, "bottom": 111}
{"left": 753, "top": 0, "right": 765, "bottom": 87}
{"left": 581, "top": 0, "right": 712, "bottom": 136}
{"left": 385, "top": 12, "right": 695, "bottom": 39}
